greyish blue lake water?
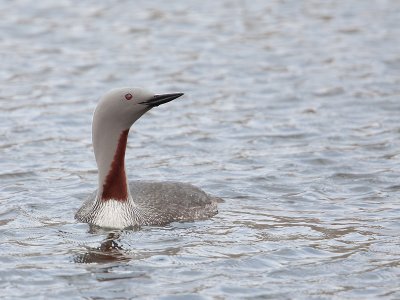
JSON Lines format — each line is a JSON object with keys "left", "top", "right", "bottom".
{"left": 1, "top": 0, "right": 399, "bottom": 299}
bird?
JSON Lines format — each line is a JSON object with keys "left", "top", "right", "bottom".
{"left": 75, "top": 87, "right": 220, "bottom": 229}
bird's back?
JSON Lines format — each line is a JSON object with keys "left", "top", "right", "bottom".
{"left": 128, "top": 181, "right": 219, "bottom": 225}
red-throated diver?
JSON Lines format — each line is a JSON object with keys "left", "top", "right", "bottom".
{"left": 75, "top": 88, "right": 219, "bottom": 229}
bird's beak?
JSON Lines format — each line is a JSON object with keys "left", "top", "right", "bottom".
{"left": 140, "top": 93, "right": 184, "bottom": 107}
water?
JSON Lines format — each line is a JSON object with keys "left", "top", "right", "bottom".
{"left": 1, "top": 0, "right": 400, "bottom": 299}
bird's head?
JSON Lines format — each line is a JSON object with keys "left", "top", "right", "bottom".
{"left": 94, "top": 87, "right": 184, "bottom": 129}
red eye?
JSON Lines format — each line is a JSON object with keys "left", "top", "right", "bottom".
{"left": 125, "top": 93, "right": 133, "bottom": 100}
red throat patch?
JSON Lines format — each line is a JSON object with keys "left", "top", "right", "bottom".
{"left": 101, "top": 129, "right": 129, "bottom": 201}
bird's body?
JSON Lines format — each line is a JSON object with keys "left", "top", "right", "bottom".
{"left": 76, "top": 181, "right": 218, "bottom": 228}
{"left": 75, "top": 87, "right": 219, "bottom": 229}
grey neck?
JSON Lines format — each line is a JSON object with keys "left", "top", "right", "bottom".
{"left": 93, "top": 122, "right": 128, "bottom": 197}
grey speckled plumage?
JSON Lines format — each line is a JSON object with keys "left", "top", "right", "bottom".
{"left": 76, "top": 181, "right": 220, "bottom": 227}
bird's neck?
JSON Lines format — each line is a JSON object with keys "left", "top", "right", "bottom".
{"left": 93, "top": 121, "right": 130, "bottom": 202}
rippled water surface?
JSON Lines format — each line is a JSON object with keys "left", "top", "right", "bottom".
{"left": 1, "top": 1, "right": 400, "bottom": 299}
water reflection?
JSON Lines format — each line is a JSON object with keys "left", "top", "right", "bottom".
{"left": 73, "top": 232, "right": 127, "bottom": 264}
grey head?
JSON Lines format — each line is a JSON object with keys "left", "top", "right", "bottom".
{"left": 93, "top": 87, "right": 184, "bottom": 131}
{"left": 92, "top": 87, "right": 184, "bottom": 204}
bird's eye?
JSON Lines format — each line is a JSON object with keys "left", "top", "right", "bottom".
{"left": 125, "top": 93, "right": 133, "bottom": 100}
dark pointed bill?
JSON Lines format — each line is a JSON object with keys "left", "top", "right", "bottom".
{"left": 140, "top": 93, "right": 184, "bottom": 107}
